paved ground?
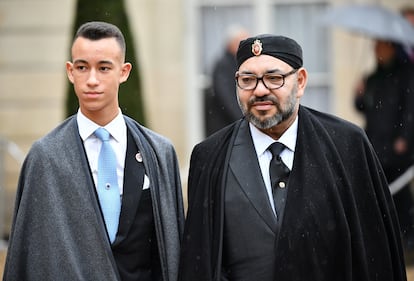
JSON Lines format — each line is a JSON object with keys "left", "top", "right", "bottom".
{"left": 1, "top": 249, "right": 414, "bottom": 279}
{"left": 406, "top": 250, "right": 414, "bottom": 280}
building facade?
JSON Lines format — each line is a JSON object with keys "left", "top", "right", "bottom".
{"left": 0, "top": 0, "right": 412, "bottom": 237}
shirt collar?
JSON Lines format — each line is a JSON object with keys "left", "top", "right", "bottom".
{"left": 77, "top": 109, "right": 127, "bottom": 143}
{"left": 250, "top": 116, "right": 298, "bottom": 157}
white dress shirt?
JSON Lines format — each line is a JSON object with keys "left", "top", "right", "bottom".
{"left": 77, "top": 109, "right": 127, "bottom": 195}
{"left": 249, "top": 117, "right": 298, "bottom": 214}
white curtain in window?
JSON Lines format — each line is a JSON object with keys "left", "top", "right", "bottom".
{"left": 272, "top": 3, "right": 332, "bottom": 113}
{"left": 200, "top": 5, "right": 254, "bottom": 75}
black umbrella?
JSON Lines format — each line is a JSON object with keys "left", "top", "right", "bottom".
{"left": 321, "top": 4, "right": 414, "bottom": 46}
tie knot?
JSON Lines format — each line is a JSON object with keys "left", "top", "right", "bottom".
{"left": 95, "top": 127, "right": 110, "bottom": 142}
{"left": 268, "top": 142, "right": 285, "bottom": 157}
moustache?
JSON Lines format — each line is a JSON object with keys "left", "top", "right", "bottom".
{"left": 248, "top": 96, "right": 279, "bottom": 106}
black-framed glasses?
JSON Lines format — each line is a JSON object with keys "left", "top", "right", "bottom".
{"left": 235, "top": 69, "right": 298, "bottom": 90}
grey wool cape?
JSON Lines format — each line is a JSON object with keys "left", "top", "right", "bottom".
{"left": 179, "top": 106, "right": 407, "bottom": 281}
{"left": 3, "top": 115, "right": 185, "bottom": 281}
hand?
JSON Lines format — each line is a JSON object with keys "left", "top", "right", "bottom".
{"left": 394, "top": 137, "right": 408, "bottom": 154}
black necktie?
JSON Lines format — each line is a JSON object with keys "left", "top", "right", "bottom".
{"left": 268, "top": 142, "right": 290, "bottom": 219}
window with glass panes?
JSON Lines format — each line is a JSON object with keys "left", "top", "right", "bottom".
{"left": 197, "top": 1, "right": 331, "bottom": 113}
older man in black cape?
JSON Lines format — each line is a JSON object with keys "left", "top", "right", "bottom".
{"left": 179, "top": 35, "right": 406, "bottom": 281}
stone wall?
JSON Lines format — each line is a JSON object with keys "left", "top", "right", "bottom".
{"left": 0, "top": 0, "right": 75, "bottom": 237}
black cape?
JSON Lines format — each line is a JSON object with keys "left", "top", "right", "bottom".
{"left": 179, "top": 106, "right": 406, "bottom": 281}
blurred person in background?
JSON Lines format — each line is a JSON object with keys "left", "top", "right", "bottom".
{"left": 204, "top": 26, "right": 249, "bottom": 136}
{"left": 355, "top": 39, "right": 414, "bottom": 252}
{"left": 397, "top": 6, "right": 414, "bottom": 64}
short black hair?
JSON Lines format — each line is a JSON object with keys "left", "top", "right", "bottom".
{"left": 73, "top": 21, "right": 126, "bottom": 56}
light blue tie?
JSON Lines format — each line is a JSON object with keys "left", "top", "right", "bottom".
{"left": 95, "top": 127, "right": 121, "bottom": 243}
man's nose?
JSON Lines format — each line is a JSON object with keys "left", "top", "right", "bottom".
{"left": 87, "top": 69, "right": 99, "bottom": 85}
{"left": 253, "top": 79, "right": 270, "bottom": 96}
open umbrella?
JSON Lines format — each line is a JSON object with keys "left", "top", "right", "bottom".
{"left": 320, "top": 4, "right": 414, "bottom": 46}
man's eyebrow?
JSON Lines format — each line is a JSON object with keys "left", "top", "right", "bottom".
{"left": 264, "top": 68, "right": 283, "bottom": 74}
{"left": 98, "top": 60, "right": 114, "bottom": 65}
{"left": 239, "top": 68, "right": 283, "bottom": 75}
{"left": 238, "top": 70, "right": 254, "bottom": 75}
{"left": 72, "top": 59, "right": 114, "bottom": 65}
{"left": 73, "top": 59, "right": 88, "bottom": 64}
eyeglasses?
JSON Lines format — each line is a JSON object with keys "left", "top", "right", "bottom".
{"left": 235, "top": 69, "right": 298, "bottom": 90}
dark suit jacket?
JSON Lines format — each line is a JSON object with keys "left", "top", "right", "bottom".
{"left": 222, "top": 120, "right": 278, "bottom": 280}
{"left": 111, "top": 130, "right": 161, "bottom": 281}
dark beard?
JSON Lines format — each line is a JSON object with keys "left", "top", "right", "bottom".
{"left": 238, "top": 85, "right": 297, "bottom": 129}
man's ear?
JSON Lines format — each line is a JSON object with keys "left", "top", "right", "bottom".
{"left": 66, "top": 61, "right": 75, "bottom": 83}
{"left": 120, "top": 62, "right": 132, "bottom": 83}
{"left": 296, "top": 67, "right": 308, "bottom": 98}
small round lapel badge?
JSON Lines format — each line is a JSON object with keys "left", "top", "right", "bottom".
{"left": 251, "top": 39, "right": 263, "bottom": 56}
{"left": 135, "top": 151, "right": 143, "bottom": 162}
{"left": 278, "top": 181, "right": 286, "bottom": 188}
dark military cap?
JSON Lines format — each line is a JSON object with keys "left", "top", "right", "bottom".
{"left": 236, "top": 34, "right": 303, "bottom": 69}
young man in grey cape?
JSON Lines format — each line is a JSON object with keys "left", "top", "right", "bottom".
{"left": 179, "top": 35, "right": 407, "bottom": 281}
{"left": 3, "top": 21, "right": 184, "bottom": 281}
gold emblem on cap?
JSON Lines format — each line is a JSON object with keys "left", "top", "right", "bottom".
{"left": 251, "top": 39, "right": 263, "bottom": 56}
